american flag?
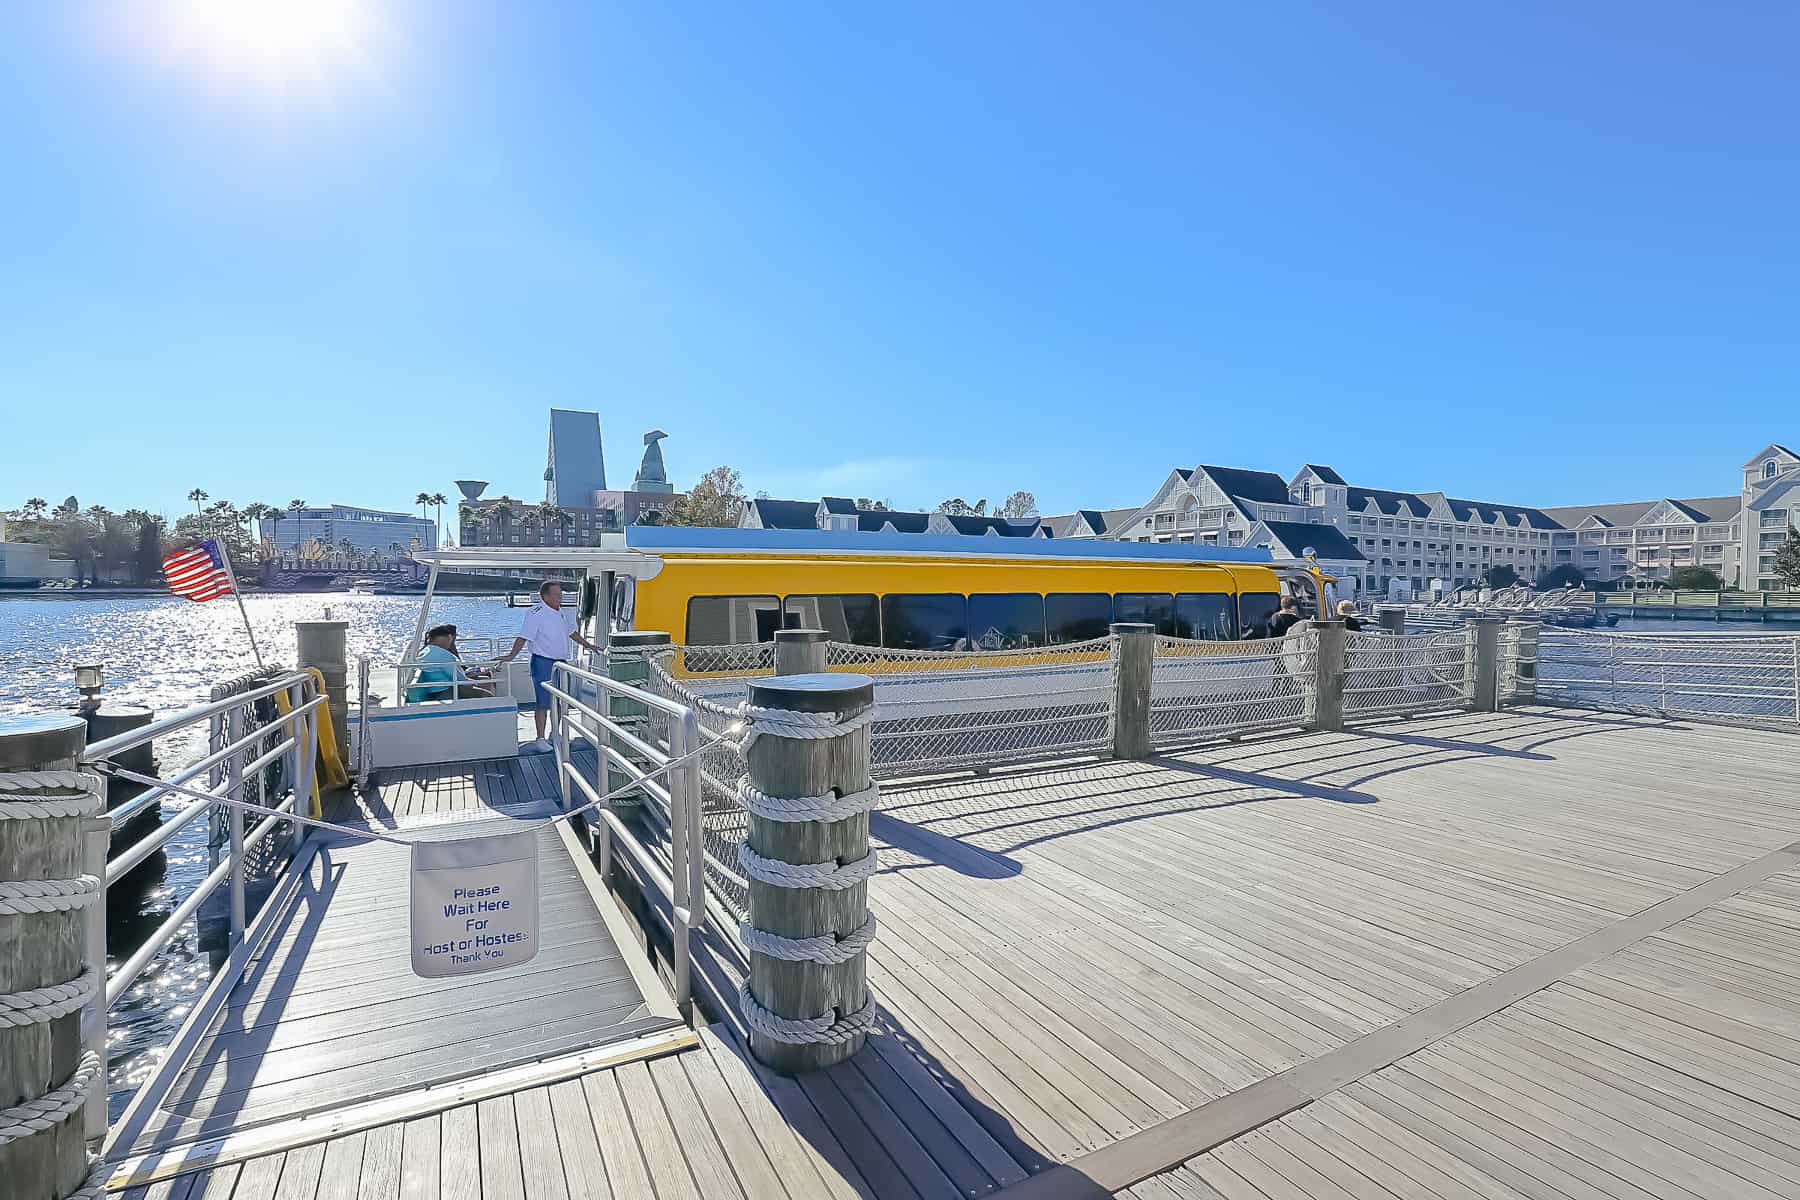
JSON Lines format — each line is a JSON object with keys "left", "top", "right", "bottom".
{"left": 162, "top": 539, "right": 234, "bottom": 602}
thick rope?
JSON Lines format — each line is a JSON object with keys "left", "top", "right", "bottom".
{"left": 0, "top": 1050, "right": 100, "bottom": 1145}
{"left": 0, "top": 770, "right": 101, "bottom": 819}
{"left": 737, "top": 844, "right": 878, "bottom": 891}
{"left": 0, "top": 876, "right": 103, "bottom": 915}
{"left": 736, "top": 703, "right": 874, "bottom": 755}
{"left": 737, "top": 779, "right": 880, "bottom": 824}
{"left": 0, "top": 967, "right": 100, "bottom": 1029}
{"left": 738, "top": 986, "right": 877, "bottom": 1046}
{"left": 740, "top": 913, "right": 878, "bottom": 965}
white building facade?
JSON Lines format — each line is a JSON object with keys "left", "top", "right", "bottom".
{"left": 1101, "top": 442, "right": 1798, "bottom": 592}
{"left": 260, "top": 504, "right": 437, "bottom": 557}
{"left": 1742, "top": 444, "right": 1800, "bottom": 590}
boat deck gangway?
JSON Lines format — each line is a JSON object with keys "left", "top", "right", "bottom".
{"left": 103, "top": 747, "right": 692, "bottom": 1185}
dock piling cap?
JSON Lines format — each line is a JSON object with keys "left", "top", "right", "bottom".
{"left": 748, "top": 673, "right": 874, "bottom": 713}
{"left": 0, "top": 713, "right": 87, "bottom": 767}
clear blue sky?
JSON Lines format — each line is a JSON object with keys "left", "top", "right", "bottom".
{"left": 3, "top": 2, "right": 1795, "bottom": 521}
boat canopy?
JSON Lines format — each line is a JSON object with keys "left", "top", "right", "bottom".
{"left": 622, "top": 525, "right": 1279, "bottom": 564}
{"left": 411, "top": 541, "right": 662, "bottom": 579}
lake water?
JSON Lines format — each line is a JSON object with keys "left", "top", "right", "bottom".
{"left": 0, "top": 592, "right": 517, "bottom": 1115}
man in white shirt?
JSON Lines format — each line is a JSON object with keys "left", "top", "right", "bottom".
{"left": 498, "top": 580, "right": 600, "bottom": 752}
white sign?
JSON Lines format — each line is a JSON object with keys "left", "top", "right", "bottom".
{"left": 410, "top": 830, "right": 540, "bottom": 978}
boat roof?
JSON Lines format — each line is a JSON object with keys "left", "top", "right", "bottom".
{"left": 414, "top": 527, "right": 1279, "bottom": 576}
{"left": 625, "top": 525, "right": 1276, "bottom": 564}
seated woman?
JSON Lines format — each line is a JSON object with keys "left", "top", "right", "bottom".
{"left": 406, "top": 624, "right": 493, "bottom": 702}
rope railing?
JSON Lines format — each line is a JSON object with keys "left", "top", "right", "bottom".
{"left": 1149, "top": 633, "right": 1314, "bottom": 747}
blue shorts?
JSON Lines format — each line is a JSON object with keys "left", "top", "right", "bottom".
{"left": 530, "top": 655, "right": 563, "bottom": 708}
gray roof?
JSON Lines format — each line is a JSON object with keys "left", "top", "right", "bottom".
{"left": 1540, "top": 496, "right": 1739, "bottom": 528}
{"left": 1258, "top": 521, "right": 1365, "bottom": 561}
{"left": 1347, "top": 487, "right": 1433, "bottom": 519}
{"left": 1300, "top": 464, "right": 1346, "bottom": 485}
{"left": 1443, "top": 498, "right": 1561, "bottom": 530}
{"left": 1198, "top": 466, "right": 1292, "bottom": 507}
{"left": 818, "top": 496, "right": 858, "bottom": 515}
{"left": 859, "top": 509, "right": 930, "bottom": 533}
{"left": 745, "top": 498, "right": 822, "bottom": 529}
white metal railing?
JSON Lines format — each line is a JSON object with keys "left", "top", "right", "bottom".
{"left": 827, "top": 638, "right": 1116, "bottom": 777}
{"left": 1535, "top": 629, "right": 1800, "bottom": 730}
{"left": 79, "top": 670, "right": 323, "bottom": 1136}
{"left": 543, "top": 660, "right": 710, "bottom": 1015}
{"left": 1150, "top": 633, "right": 1314, "bottom": 746}
{"left": 1342, "top": 628, "right": 1473, "bottom": 718}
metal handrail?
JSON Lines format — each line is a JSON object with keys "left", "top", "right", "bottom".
{"left": 545, "top": 659, "right": 705, "bottom": 1019}
{"left": 78, "top": 672, "right": 322, "bottom": 1136}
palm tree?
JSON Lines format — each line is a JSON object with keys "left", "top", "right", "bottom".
{"left": 266, "top": 508, "right": 285, "bottom": 556}
{"left": 188, "top": 488, "right": 208, "bottom": 513}
{"left": 288, "top": 499, "right": 306, "bottom": 512}
{"left": 415, "top": 491, "right": 432, "bottom": 520}
{"left": 493, "top": 499, "right": 516, "bottom": 538}
{"left": 22, "top": 498, "right": 47, "bottom": 520}
{"left": 429, "top": 492, "right": 447, "bottom": 546}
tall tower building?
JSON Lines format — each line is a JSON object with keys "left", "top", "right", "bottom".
{"left": 545, "top": 409, "right": 607, "bottom": 508}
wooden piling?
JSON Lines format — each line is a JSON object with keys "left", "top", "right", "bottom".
{"left": 1309, "top": 619, "right": 1347, "bottom": 732}
{"left": 0, "top": 715, "right": 100, "bottom": 1200}
{"left": 1468, "top": 616, "right": 1503, "bottom": 712}
{"left": 742, "top": 672, "right": 877, "bottom": 1074}
{"left": 1110, "top": 623, "right": 1154, "bottom": 760}
{"left": 295, "top": 620, "right": 349, "bottom": 763}
{"left": 774, "top": 628, "right": 829, "bottom": 676}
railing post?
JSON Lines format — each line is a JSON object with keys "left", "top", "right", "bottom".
{"left": 0, "top": 715, "right": 102, "bottom": 1198}
{"left": 1508, "top": 617, "right": 1540, "bottom": 705}
{"left": 741, "top": 672, "right": 878, "bottom": 1074}
{"left": 1468, "top": 616, "right": 1503, "bottom": 712}
{"left": 1309, "top": 620, "right": 1347, "bottom": 732}
{"left": 1109, "top": 623, "right": 1154, "bottom": 760}
{"left": 604, "top": 632, "right": 672, "bottom": 803}
{"left": 226, "top": 704, "right": 246, "bottom": 944}
{"left": 775, "top": 628, "right": 830, "bottom": 675}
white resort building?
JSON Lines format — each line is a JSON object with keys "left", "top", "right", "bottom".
{"left": 1096, "top": 442, "right": 1800, "bottom": 593}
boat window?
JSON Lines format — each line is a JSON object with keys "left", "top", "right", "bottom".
{"left": 686, "top": 595, "right": 782, "bottom": 645}
{"left": 1175, "top": 592, "right": 1237, "bottom": 641}
{"left": 783, "top": 594, "right": 881, "bottom": 645}
{"left": 881, "top": 594, "right": 968, "bottom": 650}
{"left": 1237, "top": 591, "right": 1281, "bottom": 637}
{"left": 967, "top": 593, "right": 1045, "bottom": 649}
{"left": 1113, "top": 592, "right": 1176, "bottom": 636}
{"left": 1045, "top": 593, "right": 1112, "bottom": 643}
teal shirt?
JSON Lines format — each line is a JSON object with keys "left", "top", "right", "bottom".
{"left": 407, "top": 644, "right": 468, "bottom": 702}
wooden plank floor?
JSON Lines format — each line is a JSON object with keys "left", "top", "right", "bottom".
{"left": 119, "top": 707, "right": 1800, "bottom": 1198}
{"left": 112, "top": 752, "right": 685, "bottom": 1164}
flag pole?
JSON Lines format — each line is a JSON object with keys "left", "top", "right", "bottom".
{"left": 217, "top": 541, "right": 265, "bottom": 668}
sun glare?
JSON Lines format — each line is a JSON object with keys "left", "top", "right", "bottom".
{"left": 112, "top": 0, "right": 382, "bottom": 95}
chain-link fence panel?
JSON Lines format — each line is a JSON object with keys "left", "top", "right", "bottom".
{"left": 827, "top": 638, "right": 1115, "bottom": 777}
{"left": 206, "top": 667, "right": 299, "bottom": 885}
{"left": 1536, "top": 630, "right": 1800, "bottom": 730}
{"left": 1342, "top": 628, "right": 1472, "bottom": 719}
{"left": 644, "top": 651, "right": 753, "bottom": 926}
{"left": 1149, "top": 633, "right": 1314, "bottom": 747}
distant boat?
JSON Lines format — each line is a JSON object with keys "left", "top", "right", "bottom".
{"left": 348, "top": 579, "right": 381, "bottom": 594}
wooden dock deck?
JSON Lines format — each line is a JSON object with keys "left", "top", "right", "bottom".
{"left": 114, "top": 706, "right": 1800, "bottom": 1199}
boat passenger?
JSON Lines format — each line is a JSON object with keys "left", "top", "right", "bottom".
{"left": 498, "top": 581, "right": 602, "bottom": 753}
{"left": 1267, "top": 595, "right": 1304, "bottom": 638}
{"left": 1337, "top": 600, "right": 1363, "bottom": 631}
{"left": 406, "top": 624, "right": 492, "bottom": 702}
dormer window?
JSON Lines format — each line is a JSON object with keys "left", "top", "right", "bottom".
{"left": 1767, "top": 460, "right": 1780, "bottom": 479}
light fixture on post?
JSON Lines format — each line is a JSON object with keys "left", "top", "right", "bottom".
{"left": 75, "top": 663, "right": 105, "bottom": 713}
